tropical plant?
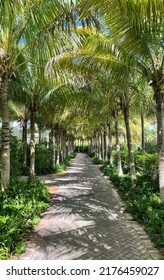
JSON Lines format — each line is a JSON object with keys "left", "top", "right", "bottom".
{"left": 78, "top": 0, "right": 164, "bottom": 199}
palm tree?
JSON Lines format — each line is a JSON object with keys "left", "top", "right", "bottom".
{"left": 0, "top": 0, "right": 57, "bottom": 188}
{"left": 0, "top": 0, "right": 100, "bottom": 188}
{"left": 79, "top": 0, "right": 164, "bottom": 199}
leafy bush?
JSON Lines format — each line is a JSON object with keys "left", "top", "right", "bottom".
{"left": 145, "top": 141, "right": 158, "bottom": 153}
{"left": 0, "top": 179, "right": 49, "bottom": 260}
{"left": 35, "top": 144, "right": 54, "bottom": 175}
{"left": 88, "top": 152, "right": 95, "bottom": 158}
{"left": 74, "top": 145, "right": 88, "bottom": 153}
{"left": 120, "top": 144, "right": 129, "bottom": 169}
{"left": 93, "top": 157, "right": 104, "bottom": 165}
{"left": 135, "top": 152, "right": 159, "bottom": 193}
{"left": 126, "top": 193, "right": 164, "bottom": 246}
{"left": 135, "top": 152, "right": 158, "bottom": 177}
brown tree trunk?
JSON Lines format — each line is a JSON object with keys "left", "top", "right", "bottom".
{"left": 29, "top": 109, "right": 35, "bottom": 179}
{"left": 68, "top": 135, "right": 72, "bottom": 155}
{"left": 95, "top": 131, "right": 99, "bottom": 157}
{"left": 98, "top": 130, "right": 102, "bottom": 160}
{"left": 56, "top": 125, "right": 60, "bottom": 164}
{"left": 0, "top": 76, "right": 10, "bottom": 190}
{"left": 60, "top": 128, "right": 64, "bottom": 162}
{"left": 71, "top": 136, "right": 74, "bottom": 153}
{"left": 63, "top": 130, "right": 67, "bottom": 160}
{"left": 108, "top": 122, "right": 113, "bottom": 165}
{"left": 22, "top": 117, "right": 28, "bottom": 172}
{"left": 104, "top": 124, "right": 108, "bottom": 161}
{"left": 115, "top": 112, "right": 123, "bottom": 176}
{"left": 93, "top": 136, "right": 96, "bottom": 154}
{"left": 155, "top": 89, "right": 164, "bottom": 201}
{"left": 123, "top": 104, "right": 136, "bottom": 182}
{"left": 101, "top": 127, "right": 105, "bottom": 161}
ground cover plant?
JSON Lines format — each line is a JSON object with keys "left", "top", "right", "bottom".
{"left": 0, "top": 179, "right": 49, "bottom": 260}
{"left": 54, "top": 152, "right": 77, "bottom": 173}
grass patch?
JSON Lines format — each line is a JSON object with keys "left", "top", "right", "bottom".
{"left": 54, "top": 153, "right": 76, "bottom": 173}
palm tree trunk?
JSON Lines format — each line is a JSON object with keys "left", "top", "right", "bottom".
{"left": 71, "top": 136, "right": 74, "bottom": 153}
{"left": 98, "top": 130, "right": 102, "bottom": 159}
{"left": 66, "top": 135, "right": 68, "bottom": 157}
{"left": 56, "top": 127, "right": 60, "bottom": 164}
{"left": 141, "top": 113, "right": 145, "bottom": 152}
{"left": 155, "top": 89, "right": 164, "bottom": 201}
{"left": 104, "top": 124, "right": 108, "bottom": 161}
{"left": 51, "top": 126, "right": 56, "bottom": 167}
{"left": 68, "top": 136, "right": 71, "bottom": 155}
{"left": 101, "top": 127, "right": 105, "bottom": 161}
{"left": 156, "top": 90, "right": 164, "bottom": 153}
{"left": 123, "top": 105, "right": 136, "bottom": 182}
{"left": 95, "top": 131, "right": 99, "bottom": 157}
{"left": 108, "top": 122, "right": 113, "bottom": 165}
{"left": 63, "top": 130, "right": 67, "bottom": 160}
{"left": 115, "top": 113, "right": 123, "bottom": 176}
{"left": 93, "top": 135, "right": 96, "bottom": 154}
{"left": 0, "top": 77, "right": 10, "bottom": 190}
{"left": 29, "top": 109, "right": 35, "bottom": 178}
{"left": 22, "top": 118, "right": 28, "bottom": 172}
{"left": 60, "top": 128, "right": 64, "bottom": 162}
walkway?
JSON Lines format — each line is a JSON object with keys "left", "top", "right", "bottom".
{"left": 19, "top": 153, "right": 162, "bottom": 260}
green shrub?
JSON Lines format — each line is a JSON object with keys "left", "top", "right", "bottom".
{"left": 92, "top": 157, "right": 104, "bottom": 164}
{"left": 54, "top": 164, "right": 66, "bottom": 173}
{"left": 135, "top": 152, "right": 159, "bottom": 193}
{"left": 126, "top": 193, "right": 164, "bottom": 246}
{"left": 88, "top": 152, "right": 95, "bottom": 158}
{"left": 0, "top": 179, "right": 49, "bottom": 260}
{"left": 74, "top": 145, "right": 88, "bottom": 153}
{"left": 145, "top": 142, "right": 158, "bottom": 153}
{"left": 35, "top": 144, "right": 54, "bottom": 175}
{"left": 135, "top": 152, "right": 158, "bottom": 177}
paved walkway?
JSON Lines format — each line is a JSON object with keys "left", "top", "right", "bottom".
{"left": 19, "top": 153, "right": 162, "bottom": 260}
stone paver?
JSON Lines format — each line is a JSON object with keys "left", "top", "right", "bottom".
{"left": 19, "top": 153, "right": 163, "bottom": 260}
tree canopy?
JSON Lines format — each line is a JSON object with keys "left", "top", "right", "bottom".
{"left": 0, "top": 0, "right": 164, "bottom": 200}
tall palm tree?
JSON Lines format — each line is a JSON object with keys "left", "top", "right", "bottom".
{"left": 0, "top": 0, "right": 58, "bottom": 188}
